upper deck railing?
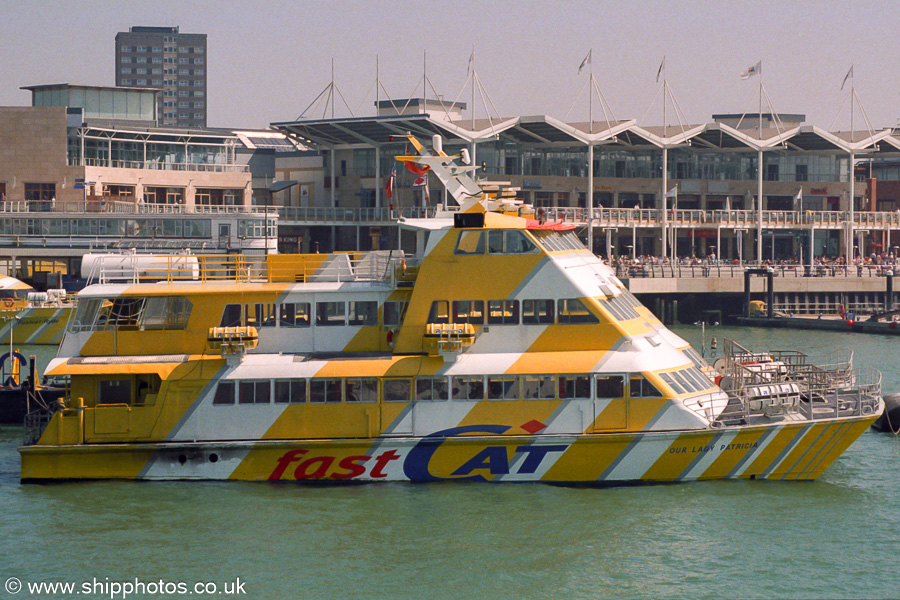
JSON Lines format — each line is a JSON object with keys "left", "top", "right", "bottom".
{"left": 72, "top": 157, "right": 250, "bottom": 173}
{"left": 0, "top": 199, "right": 276, "bottom": 216}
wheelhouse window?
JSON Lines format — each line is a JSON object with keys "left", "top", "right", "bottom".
{"left": 455, "top": 230, "right": 485, "bottom": 255}
{"left": 98, "top": 379, "right": 132, "bottom": 405}
{"left": 487, "top": 230, "right": 539, "bottom": 254}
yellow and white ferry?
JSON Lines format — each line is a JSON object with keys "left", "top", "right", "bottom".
{"left": 0, "top": 277, "right": 71, "bottom": 346}
{"left": 20, "top": 136, "right": 883, "bottom": 483}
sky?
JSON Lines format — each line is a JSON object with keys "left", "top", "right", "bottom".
{"left": 2, "top": 0, "right": 899, "bottom": 132}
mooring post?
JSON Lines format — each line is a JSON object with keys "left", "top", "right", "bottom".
{"left": 743, "top": 270, "right": 752, "bottom": 318}
{"left": 887, "top": 271, "right": 894, "bottom": 312}
{"left": 767, "top": 270, "right": 774, "bottom": 319}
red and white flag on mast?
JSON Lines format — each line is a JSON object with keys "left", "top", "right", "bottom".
{"left": 385, "top": 165, "right": 396, "bottom": 199}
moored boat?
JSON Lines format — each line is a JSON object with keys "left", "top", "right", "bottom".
{"left": 19, "top": 135, "right": 883, "bottom": 483}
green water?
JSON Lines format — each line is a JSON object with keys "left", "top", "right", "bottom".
{"left": 1, "top": 329, "right": 899, "bottom": 600}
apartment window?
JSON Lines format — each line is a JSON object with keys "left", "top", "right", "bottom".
{"left": 194, "top": 58, "right": 205, "bottom": 65}
{"left": 136, "top": 57, "right": 147, "bottom": 64}
{"left": 152, "top": 46, "right": 161, "bottom": 52}
{"left": 24, "top": 183, "right": 55, "bottom": 201}
{"left": 120, "top": 68, "right": 131, "bottom": 74}
{"left": 121, "top": 79, "right": 133, "bottom": 85}
{"left": 275, "top": 379, "right": 306, "bottom": 404}
{"left": 180, "top": 58, "right": 189, "bottom": 65}
{"left": 121, "top": 57, "right": 132, "bottom": 63}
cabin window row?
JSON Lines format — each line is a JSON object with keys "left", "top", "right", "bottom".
{"left": 211, "top": 373, "right": 663, "bottom": 406}
{"left": 219, "top": 300, "right": 408, "bottom": 329}
{"left": 454, "top": 230, "right": 540, "bottom": 255}
{"left": 427, "top": 298, "right": 599, "bottom": 326}
{"left": 70, "top": 296, "right": 192, "bottom": 332}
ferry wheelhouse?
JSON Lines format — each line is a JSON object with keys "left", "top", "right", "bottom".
{"left": 19, "top": 136, "right": 883, "bottom": 483}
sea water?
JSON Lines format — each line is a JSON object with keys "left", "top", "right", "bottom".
{"left": 1, "top": 328, "right": 899, "bottom": 600}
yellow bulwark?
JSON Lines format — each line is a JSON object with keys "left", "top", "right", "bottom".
{"left": 18, "top": 135, "right": 883, "bottom": 484}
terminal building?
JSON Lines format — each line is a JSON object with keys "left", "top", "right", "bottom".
{"left": 272, "top": 100, "right": 900, "bottom": 262}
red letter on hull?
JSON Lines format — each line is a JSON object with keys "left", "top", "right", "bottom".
{"left": 332, "top": 456, "right": 371, "bottom": 479}
{"left": 268, "top": 449, "right": 308, "bottom": 481}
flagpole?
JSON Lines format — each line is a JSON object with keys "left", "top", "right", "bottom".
{"left": 471, "top": 44, "right": 475, "bottom": 131}
{"left": 849, "top": 64, "right": 855, "bottom": 262}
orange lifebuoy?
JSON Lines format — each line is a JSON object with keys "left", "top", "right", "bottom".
{"left": 1, "top": 299, "right": 13, "bottom": 309}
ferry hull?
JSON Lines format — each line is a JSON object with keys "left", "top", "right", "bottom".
{"left": 20, "top": 416, "right": 875, "bottom": 483}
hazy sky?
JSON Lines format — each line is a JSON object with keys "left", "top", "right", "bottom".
{"left": 2, "top": 0, "right": 899, "bottom": 132}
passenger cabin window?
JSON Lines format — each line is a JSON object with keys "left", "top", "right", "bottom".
{"left": 247, "top": 303, "right": 276, "bottom": 328}
{"left": 416, "top": 377, "right": 448, "bottom": 401}
{"left": 383, "top": 378, "right": 411, "bottom": 402}
{"left": 383, "top": 301, "right": 408, "bottom": 327}
{"left": 316, "top": 302, "right": 346, "bottom": 326}
{"left": 455, "top": 230, "right": 485, "bottom": 255}
{"left": 428, "top": 301, "right": 450, "bottom": 324}
{"left": 348, "top": 301, "right": 378, "bottom": 326}
{"left": 630, "top": 375, "right": 663, "bottom": 398}
{"left": 310, "top": 378, "right": 342, "bottom": 403}
{"left": 275, "top": 379, "right": 306, "bottom": 403}
{"left": 522, "top": 375, "right": 556, "bottom": 400}
{"left": 240, "top": 380, "right": 271, "bottom": 404}
{"left": 487, "top": 375, "right": 519, "bottom": 400}
{"left": 452, "top": 376, "right": 484, "bottom": 400}
{"left": 522, "top": 299, "right": 554, "bottom": 324}
{"left": 213, "top": 381, "right": 235, "bottom": 405}
{"left": 452, "top": 300, "right": 484, "bottom": 325}
{"left": 559, "top": 375, "right": 591, "bottom": 399}
{"left": 557, "top": 299, "right": 599, "bottom": 324}
{"left": 488, "top": 300, "right": 519, "bottom": 325}
{"left": 596, "top": 375, "right": 625, "bottom": 398}
{"left": 345, "top": 378, "right": 378, "bottom": 403}
{"left": 220, "top": 304, "right": 242, "bottom": 327}
{"left": 280, "top": 303, "right": 311, "bottom": 327}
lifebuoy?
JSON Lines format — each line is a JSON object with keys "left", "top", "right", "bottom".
{"left": 1, "top": 299, "right": 14, "bottom": 309}
{"left": 386, "top": 327, "right": 400, "bottom": 349}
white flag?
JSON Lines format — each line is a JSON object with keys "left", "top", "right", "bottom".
{"left": 794, "top": 188, "right": 803, "bottom": 210}
{"left": 740, "top": 60, "right": 762, "bottom": 80}
{"left": 665, "top": 185, "right": 678, "bottom": 198}
{"left": 841, "top": 65, "right": 853, "bottom": 90}
{"left": 578, "top": 49, "right": 591, "bottom": 74}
